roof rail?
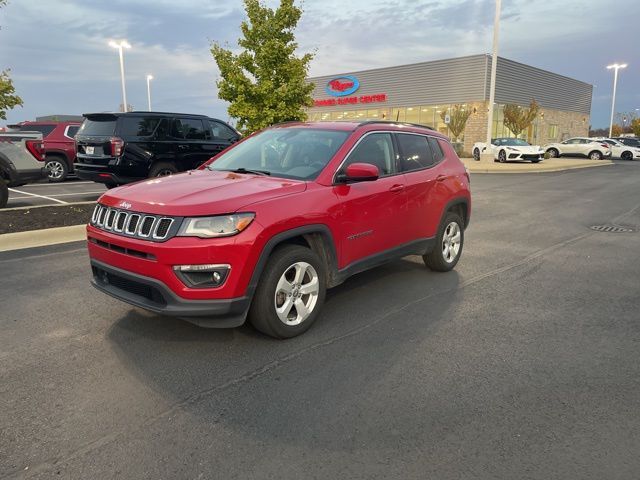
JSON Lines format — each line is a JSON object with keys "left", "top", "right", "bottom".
{"left": 356, "top": 120, "right": 435, "bottom": 130}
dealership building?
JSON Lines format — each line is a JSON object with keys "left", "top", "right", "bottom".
{"left": 306, "top": 54, "right": 593, "bottom": 152}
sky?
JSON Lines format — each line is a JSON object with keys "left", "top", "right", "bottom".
{"left": 0, "top": 0, "right": 638, "bottom": 128}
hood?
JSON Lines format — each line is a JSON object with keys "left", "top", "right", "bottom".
{"left": 99, "top": 169, "right": 307, "bottom": 216}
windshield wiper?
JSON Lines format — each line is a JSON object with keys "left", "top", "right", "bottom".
{"left": 214, "top": 167, "right": 271, "bottom": 176}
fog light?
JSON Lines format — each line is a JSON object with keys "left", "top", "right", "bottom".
{"left": 174, "top": 264, "right": 230, "bottom": 288}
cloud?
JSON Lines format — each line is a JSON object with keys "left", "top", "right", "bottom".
{"left": 1, "top": 0, "right": 639, "bottom": 127}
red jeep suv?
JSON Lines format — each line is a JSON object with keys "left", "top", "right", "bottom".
{"left": 87, "top": 121, "right": 471, "bottom": 338}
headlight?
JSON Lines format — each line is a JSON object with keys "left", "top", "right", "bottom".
{"left": 177, "top": 213, "right": 255, "bottom": 238}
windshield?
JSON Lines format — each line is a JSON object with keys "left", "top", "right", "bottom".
{"left": 493, "top": 138, "right": 530, "bottom": 146}
{"left": 207, "top": 128, "right": 350, "bottom": 180}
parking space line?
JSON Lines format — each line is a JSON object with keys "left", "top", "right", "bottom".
{"left": 8, "top": 188, "right": 68, "bottom": 205}
{"left": 22, "top": 181, "right": 95, "bottom": 187}
{"left": 46, "top": 191, "right": 105, "bottom": 197}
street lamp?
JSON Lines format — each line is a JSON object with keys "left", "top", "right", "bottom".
{"left": 606, "top": 63, "right": 627, "bottom": 137}
{"left": 146, "top": 74, "right": 154, "bottom": 111}
{"left": 109, "top": 40, "right": 131, "bottom": 112}
{"left": 482, "top": 0, "right": 501, "bottom": 161}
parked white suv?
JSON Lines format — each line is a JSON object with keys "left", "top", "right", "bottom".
{"left": 598, "top": 138, "right": 640, "bottom": 161}
{"left": 544, "top": 137, "right": 612, "bottom": 160}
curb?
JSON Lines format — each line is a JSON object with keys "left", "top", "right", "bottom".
{"left": 0, "top": 224, "right": 86, "bottom": 252}
{"left": 467, "top": 162, "right": 613, "bottom": 174}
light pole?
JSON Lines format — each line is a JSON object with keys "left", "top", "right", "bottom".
{"left": 481, "top": 0, "right": 501, "bottom": 162}
{"left": 146, "top": 74, "right": 154, "bottom": 111}
{"left": 606, "top": 63, "right": 627, "bottom": 137}
{"left": 109, "top": 40, "right": 131, "bottom": 112}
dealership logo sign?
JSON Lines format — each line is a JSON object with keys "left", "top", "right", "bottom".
{"left": 325, "top": 75, "right": 360, "bottom": 97}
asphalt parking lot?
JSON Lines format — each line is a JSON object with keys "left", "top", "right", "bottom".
{"left": 6, "top": 179, "right": 106, "bottom": 209}
{"left": 2, "top": 162, "right": 640, "bottom": 479}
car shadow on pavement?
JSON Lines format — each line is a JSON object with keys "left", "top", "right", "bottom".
{"left": 105, "top": 256, "right": 463, "bottom": 452}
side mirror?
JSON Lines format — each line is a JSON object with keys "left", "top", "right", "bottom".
{"left": 336, "top": 162, "right": 379, "bottom": 183}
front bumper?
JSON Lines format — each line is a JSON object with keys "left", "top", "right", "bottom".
{"left": 91, "top": 259, "right": 250, "bottom": 327}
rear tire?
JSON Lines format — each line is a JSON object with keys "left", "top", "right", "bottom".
{"left": 45, "top": 155, "right": 69, "bottom": 182}
{"left": 149, "top": 162, "right": 178, "bottom": 178}
{"left": 248, "top": 244, "right": 326, "bottom": 339}
{"left": 423, "top": 211, "right": 464, "bottom": 272}
{"left": 0, "top": 181, "right": 8, "bottom": 208}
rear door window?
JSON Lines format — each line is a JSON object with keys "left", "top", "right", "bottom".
{"left": 170, "top": 118, "right": 207, "bottom": 140}
{"left": 117, "top": 117, "right": 161, "bottom": 137}
{"left": 208, "top": 120, "right": 237, "bottom": 141}
{"left": 428, "top": 137, "right": 444, "bottom": 163}
{"left": 78, "top": 119, "right": 117, "bottom": 136}
{"left": 397, "top": 133, "right": 435, "bottom": 171}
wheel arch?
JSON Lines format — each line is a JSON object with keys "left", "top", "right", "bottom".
{"left": 45, "top": 149, "right": 71, "bottom": 163}
{"left": 247, "top": 224, "right": 340, "bottom": 297}
{"left": 440, "top": 198, "right": 470, "bottom": 230}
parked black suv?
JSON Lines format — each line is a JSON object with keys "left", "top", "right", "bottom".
{"left": 74, "top": 112, "right": 240, "bottom": 187}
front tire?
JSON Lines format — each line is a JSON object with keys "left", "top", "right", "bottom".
{"left": 0, "top": 181, "right": 8, "bottom": 208}
{"left": 423, "top": 211, "right": 464, "bottom": 272}
{"left": 547, "top": 148, "right": 559, "bottom": 158}
{"left": 621, "top": 151, "right": 633, "bottom": 161}
{"left": 248, "top": 245, "right": 326, "bottom": 339}
{"left": 473, "top": 148, "right": 480, "bottom": 161}
{"left": 45, "top": 155, "right": 69, "bottom": 182}
{"left": 498, "top": 150, "right": 507, "bottom": 163}
{"left": 589, "top": 151, "right": 603, "bottom": 160}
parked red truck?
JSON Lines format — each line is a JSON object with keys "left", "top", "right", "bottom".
{"left": 8, "top": 121, "right": 81, "bottom": 182}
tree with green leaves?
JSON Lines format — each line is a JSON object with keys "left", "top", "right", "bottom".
{"left": 439, "top": 104, "right": 472, "bottom": 142}
{"left": 0, "top": 70, "right": 23, "bottom": 120}
{"left": 1, "top": 1, "right": 23, "bottom": 120}
{"left": 503, "top": 99, "right": 540, "bottom": 138}
{"left": 211, "top": 0, "right": 314, "bottom": 134}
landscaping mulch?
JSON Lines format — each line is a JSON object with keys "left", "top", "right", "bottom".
{"left": 0, "top": 204, "right": 95, "bottom": 234}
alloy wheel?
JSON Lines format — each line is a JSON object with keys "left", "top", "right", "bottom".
{"left": 274, "top": 261, "right": 320, "bottom": 326}
{"left": 46, "top": 160, "right": 64, "bottom": 180}
{"left": 442, "top": 222, "right": 461, "bottom": 263}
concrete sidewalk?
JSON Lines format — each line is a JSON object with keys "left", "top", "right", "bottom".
{"left": 462, "top": 157, "right": 613, "bottom": 173}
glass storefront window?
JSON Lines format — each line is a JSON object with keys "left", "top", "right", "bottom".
{"left": 391, "top": 107, "right": 406, "bottom": 122}
{"left": 420, "top": 107, "right": 436, "bottom": 128}
{"left": 405, "top": 107, "right": 420, "bottom": 124}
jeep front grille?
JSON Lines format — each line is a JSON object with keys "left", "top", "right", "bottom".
{"left": 91, "top": 204, "right": 177, "bottom": 241}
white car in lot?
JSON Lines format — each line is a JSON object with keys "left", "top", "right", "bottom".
{"left": 472, "top": 138, "right": 544, "bottom": 163}
{"left": 543, "top": 137, "right": 612, "bottom": 160}
{"left": 598, "top": 138, "right": 640, "bottom": 161}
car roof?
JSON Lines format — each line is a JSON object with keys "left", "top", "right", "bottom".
{"left": 82, "top": 111, "right": 220, "bottom": 120}
{"left": 268, "top": 120, "right": 441, "bottom": 136}
{"left": 9, "top": 121, "right": 80, "bottom": 126}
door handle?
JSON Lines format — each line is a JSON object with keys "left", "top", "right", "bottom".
{"left": 389, "top": 184, "right": 405, "bottom": 193}
{"left": 436, "top": 175, "right": 448, "bottom": 182}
